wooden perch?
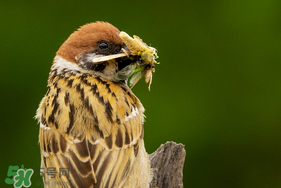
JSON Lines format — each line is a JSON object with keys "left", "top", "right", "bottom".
{"left": 149, "top": 141, "right": 186, "bottom": 188}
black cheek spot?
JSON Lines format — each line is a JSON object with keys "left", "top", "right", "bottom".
{"left": 84, "top": 63, "right": 97, "bottom": 70}
{"left": 94, "top": 63, "right": 106, "bottom": 72}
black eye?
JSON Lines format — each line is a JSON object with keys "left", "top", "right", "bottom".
{"left": 98, "top": 41, "right": 109, "bottom": 49}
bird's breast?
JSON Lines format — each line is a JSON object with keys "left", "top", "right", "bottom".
{"left": 38, "top": 72, "right": 145, "bottom": 149}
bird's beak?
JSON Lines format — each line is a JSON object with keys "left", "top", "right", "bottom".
{"left": 120, "top": 46, "right": 130, "bottom": 53}
{"left": 92, "top": 44, "right": 130, "bottom": 64}
{"left": 92, "top": 53, "right": 128, "bottom": 63}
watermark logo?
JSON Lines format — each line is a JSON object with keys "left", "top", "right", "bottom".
{"left": 5, "top": 165, "right": 70, "bottom": 187}
{"left": 5, "top": 165, "right": 34, "bottom": 188}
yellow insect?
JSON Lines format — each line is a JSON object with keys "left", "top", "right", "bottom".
{"left": 119, "top": 31, "right": 159, "bottom": 90}
{"left": 94, "top": 32, "right": 159, "bottom": 90}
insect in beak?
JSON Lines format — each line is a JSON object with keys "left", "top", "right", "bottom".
{"left": 92, "top": 31, "right": 159, "bottom": 90}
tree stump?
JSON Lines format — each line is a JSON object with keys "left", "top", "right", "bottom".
{"left": 149, "top": 141, "right": 186, "bottom": 188}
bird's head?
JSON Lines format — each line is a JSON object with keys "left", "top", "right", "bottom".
{"left": 54, "top": 21, "right": 134, "bottom": 82}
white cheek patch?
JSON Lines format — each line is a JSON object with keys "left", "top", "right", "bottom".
{"left": 125, "top": 107, "right": 139, "bottom": 122}
{"left": 53, "top": 55, "right": 119, "bottom": 82}
{"left": 81, "top": 53, "right": 104, "bottom": 63}
{"left": 53, "top": 55, "right": 92, "bottom": 74}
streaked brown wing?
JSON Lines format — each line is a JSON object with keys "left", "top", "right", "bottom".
{"left": 40, "top": 129, "right": 96, "bottom": 188}
{"left": 37, "top": 74, "right": 144, "bottom": 188}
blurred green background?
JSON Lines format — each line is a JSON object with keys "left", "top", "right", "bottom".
{"left": 1, "top": 0, "right": 281, "bottom": 187}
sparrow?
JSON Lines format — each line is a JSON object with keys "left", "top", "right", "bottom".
{"left": 35, "top": 22, "right": 152, "bottom": 188}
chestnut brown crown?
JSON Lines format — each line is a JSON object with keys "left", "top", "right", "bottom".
{"left": 56, "top": 22, "right": 124, "bottom": 63}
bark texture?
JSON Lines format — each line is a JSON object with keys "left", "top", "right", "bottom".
{"left": 149, "top": 141, "right": 186, "bottom": 188}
